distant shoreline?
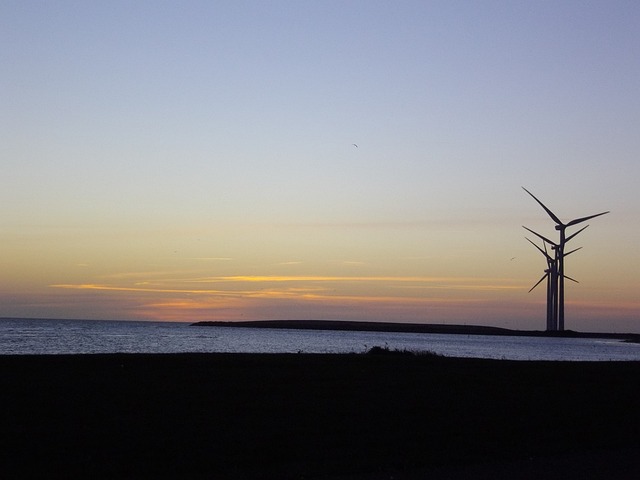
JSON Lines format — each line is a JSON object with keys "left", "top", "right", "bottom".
{"left": 3, "top": 317, "right": 638, "bottom": 343}
{"left": 192, "top": 319, "right": 640, "bottom": 342}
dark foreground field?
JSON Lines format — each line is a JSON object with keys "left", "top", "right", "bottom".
{"left": 1, "top": 353, "right": 639, "bottom": 479}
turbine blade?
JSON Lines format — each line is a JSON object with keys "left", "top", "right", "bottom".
{"left": 528, "top": 274, "right": 548, "bottom": 293}
{"left": 522, "top": 187, "right": 563, "bottom": 225}
{"left": 525, "top": 237, "right": 545, "bottom": 254}
{"left": 522, "top": 226, "right": 558, "bottom": 246}
{"left": 543, "top": 242, "right": 555, "bottom": 267}
{"left": 566, "top": 224, "right": 589, "bottom": 243}
{"left": 563, "top": 275, "right": 579, "bottom": 284}
{"left": 526, "top": 237, "right": 553, "bottom": 260}
{"left": 566, "top": 211, "right": 609, "bottom": 227}
{"left": 564, "top": 246, "right": 583, "bottom": 257}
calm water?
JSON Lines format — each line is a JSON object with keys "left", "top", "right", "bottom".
{"left": 1, "top": 318, "right": 639, "bottom": 361}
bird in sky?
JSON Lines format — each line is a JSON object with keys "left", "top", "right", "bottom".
{"left": 352, "top": 143, "right": 358, "bottom": 148}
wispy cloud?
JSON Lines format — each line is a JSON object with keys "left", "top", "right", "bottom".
{"left": 390, "top": 284, "right": 522, "bottom": 291}
{"left": 51, "top": 284, "right": 237, "bottom": 295}
{"left": 182, "top": 275, "right": 478, "bottom": 283}
{"left": 271, "top": 218, "right": 503, "bottom": 229}
{"left": 52, "top": 274, "right": 522, "bottom": 290}
{"left": 49, "top": 273, "right": 527, "bottom": 322}
{"left": 191, "top": 257, "right": 234, "bottom": 262}
{"left": 50, "top": 282, "right": 333, "bottom": 299}
{"left": 99, "top": 270, "right": 196, "bottom": 280}
{"left": 50, "top": 274, "right": 523, "bottom": 300}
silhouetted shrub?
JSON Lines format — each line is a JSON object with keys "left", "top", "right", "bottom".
{"left": 364, "top": 345, "right": 444, "bottom": 357}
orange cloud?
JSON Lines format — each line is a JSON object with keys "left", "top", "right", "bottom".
{"left": 51, "top": 284, "right": 236, "bottom": 295}
{"left": 48, "top": 273, "right": 529, "bottom": 323}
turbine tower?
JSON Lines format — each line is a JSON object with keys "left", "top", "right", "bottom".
{"left": 522, "top": 188, "right": 608, "bottom": 331}
{"left": 526, "top": 237, "right": 557, "bottom": 331}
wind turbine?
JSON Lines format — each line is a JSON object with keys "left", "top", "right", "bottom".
{"left": 526, "top": 236, "right": 581, "bottom": 331}
{"left": 522, "top": 187, "right": 609, "bottom": 330}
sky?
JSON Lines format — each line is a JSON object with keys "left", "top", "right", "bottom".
{"left": 2, "top": 1, "right": 639, "bottom": 332}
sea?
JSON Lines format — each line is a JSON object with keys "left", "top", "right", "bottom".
{"left": 1, "top": 318, "right": 639, "bottom": 361}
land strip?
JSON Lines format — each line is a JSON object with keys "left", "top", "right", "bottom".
{"left": 193, "top": 319, "right": 640, "bottom": 342}
{"left": 1, "top": 353, "right": 639, "bottom": 479}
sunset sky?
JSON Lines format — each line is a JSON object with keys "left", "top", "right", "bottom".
{"left": 2, "top": 1, "right": 639, "bottom": 332}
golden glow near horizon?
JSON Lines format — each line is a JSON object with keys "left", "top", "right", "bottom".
{"left": 0, "top": 209, "right": 636, "bottom": 331}
{"left": 2, "top": 206, "right": 638, "bottom": 331}
{"left": 48, "top": 272, "right": 525, "bottom": 323}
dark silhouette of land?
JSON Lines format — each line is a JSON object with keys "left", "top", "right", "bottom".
{"left": 193, "top": 319, "right": 640, "bottom": 342}
{"left": 1, "top": 353, "right": 639, "bottom": 479}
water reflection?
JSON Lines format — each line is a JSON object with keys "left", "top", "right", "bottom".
{"left": 1, "top": 319, "right": 639, "bottom": 361}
